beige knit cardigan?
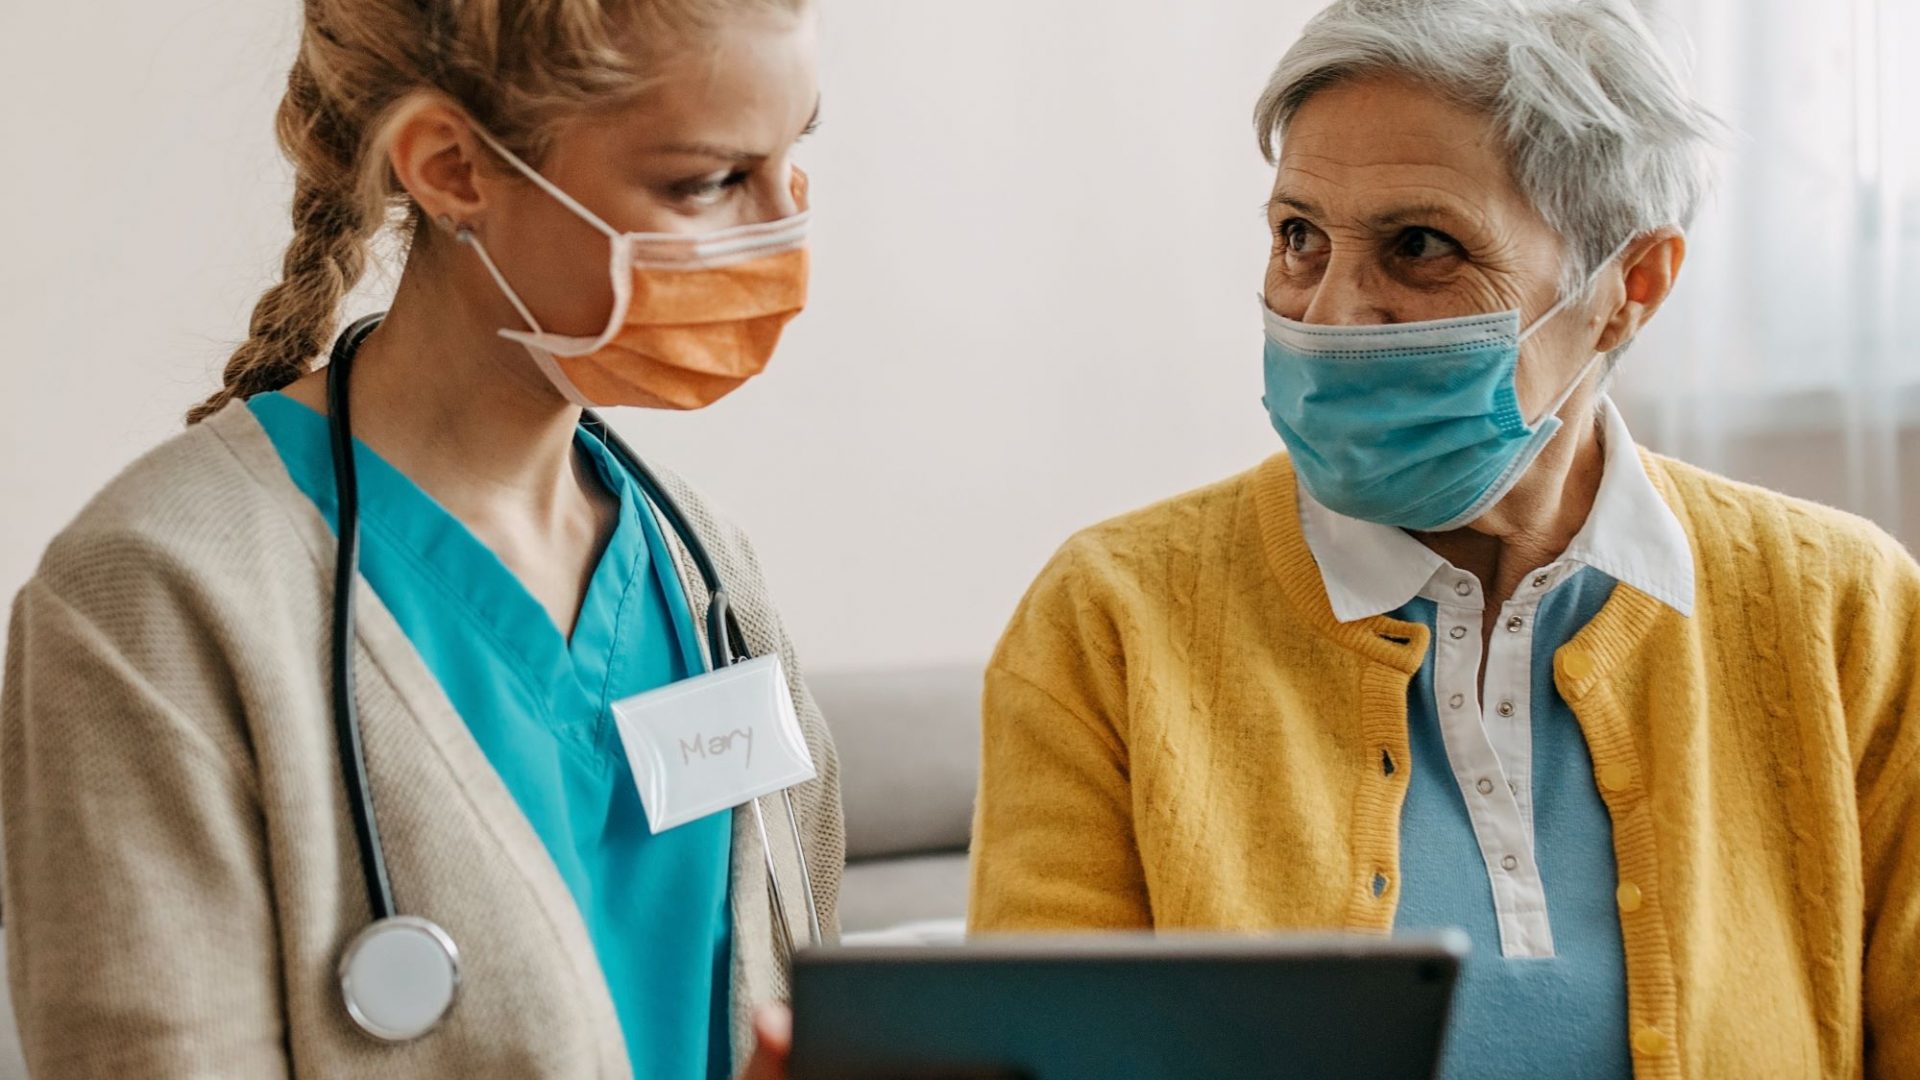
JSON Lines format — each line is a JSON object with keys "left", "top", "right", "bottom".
{"left": 0, "top": 401, "right": 843, "bottom": 1078}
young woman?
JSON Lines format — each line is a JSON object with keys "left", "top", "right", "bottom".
{"left": 1, "top": 1, "right": 840, "bottom": 1077}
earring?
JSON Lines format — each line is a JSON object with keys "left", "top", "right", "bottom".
{"left": 436, "top": 214, "right": 478, "bottom": 246}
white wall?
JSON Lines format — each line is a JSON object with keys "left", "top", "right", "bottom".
{"left": 0, "top": 0, "right": 1313, "bottom": 671}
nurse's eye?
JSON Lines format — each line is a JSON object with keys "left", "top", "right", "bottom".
{"left": 669, "top": 169, "right": 752, "bottom": 207}
{"left": 1393, "top": 227, "right": 1463, "bottom": 261}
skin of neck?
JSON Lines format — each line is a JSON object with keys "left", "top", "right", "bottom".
{"left": 286, "top": 227, "right": 607, "bottom": 542}
{"left": 1416, "top": 325, "right": 1612, "bottom": 621}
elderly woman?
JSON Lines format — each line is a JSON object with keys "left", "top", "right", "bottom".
{"left": 968, "top": 0, "right": 1918, "bottom": 1076}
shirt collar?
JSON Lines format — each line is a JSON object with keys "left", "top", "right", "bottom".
{"left": 1297, "top": 397, "right": 1695, "bottom": 622}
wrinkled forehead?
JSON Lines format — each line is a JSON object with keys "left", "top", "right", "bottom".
{"left": 1271, "top": 76, "right": 1535, "bottom": 229}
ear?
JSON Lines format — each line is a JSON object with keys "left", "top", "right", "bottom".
{"left": 384, "top": 94, "right": 501, "bottom": 231}
{"left": 1592, "top": 227, "right": 1686, "bottom": 353}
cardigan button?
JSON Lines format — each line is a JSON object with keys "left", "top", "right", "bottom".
{"left": 1632, "top": 1026, "right": 1671, "bottom": 1056}
{"left": 1616, "top": 881, "right": 1644, "bottom": 913}
{"left": 1599, "top": 763, "right": 1634, "bottom": 792}
{"left": 1561, "top": 649, "right": 1597, "bottom": 683}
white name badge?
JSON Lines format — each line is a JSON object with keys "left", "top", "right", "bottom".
{"left": 611, "top": 653, "right": 817, "bottom": 834}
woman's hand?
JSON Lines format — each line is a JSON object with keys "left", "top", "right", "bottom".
{"left": 737, "top": 1004, "right": 793, "bottom": 1080}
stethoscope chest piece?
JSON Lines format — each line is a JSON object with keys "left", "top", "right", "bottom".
{"left": 339, "top": 915, "right": 462, "bottom": 1042}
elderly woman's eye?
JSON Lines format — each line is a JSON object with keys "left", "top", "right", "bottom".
{"left": 1279, "top": 219, "right": 1327, "bottom": 256}
{"left": 1396, "top": 227, "right": 1463, "bottom": 261}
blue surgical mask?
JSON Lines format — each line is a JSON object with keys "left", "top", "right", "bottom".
{"left": 1260, "top": 247, "right": 1625, "bottom": 532}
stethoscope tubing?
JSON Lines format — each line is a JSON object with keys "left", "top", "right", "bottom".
{"left": 324, "top": 313, "right": 821, "bottom": 1042}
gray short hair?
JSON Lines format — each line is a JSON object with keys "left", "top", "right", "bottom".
{"left": 1255, "top": 0, "right": 1724, "bottom": 298}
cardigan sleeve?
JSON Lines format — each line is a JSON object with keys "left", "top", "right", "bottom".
{"left": 968, "top": 536, "right": 1152, "bottom": 932}
{"left": 1849, "top": 547, "right": 1920, "bottom": 1079}
{"left": 1, "top": 576, "right": 290, "bottom": 1080}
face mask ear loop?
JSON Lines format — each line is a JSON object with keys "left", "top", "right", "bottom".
{"left": 457, "top": 227, "right": 547, "bottom": 336}
{"left": 1516, "top": 233, "right": 1642, "bottom": 344}
{"left": 1528, "top": 348, "right": 1609, "bottom": 428}
{"left": 1516, "top": 232, "right": 1643, "bottom": 425}
{"left": 468, "top": 125, "right": 622, "bottom": 241}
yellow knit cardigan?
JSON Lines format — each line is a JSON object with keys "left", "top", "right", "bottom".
{"left": 969, "top": 451, "right": 1919, "bottom": 1079}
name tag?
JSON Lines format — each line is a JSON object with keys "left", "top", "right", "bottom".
{"left": 611, "top": 653, "right": 817, "bottom": 834}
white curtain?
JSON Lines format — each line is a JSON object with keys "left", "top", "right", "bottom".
{"left": 1621, "top": 0, "right": 1919, "bottom": 546}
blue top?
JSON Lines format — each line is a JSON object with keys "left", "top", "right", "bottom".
{"left": 250, "top": 392, "right": 734, "bottom": 1080}
{"left": 1393, "top": 567, "right": 1630, "bottom": 1079}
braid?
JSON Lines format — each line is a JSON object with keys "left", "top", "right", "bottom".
{"left": 185, "top": 0, "right": 810, "bottom": 427}
{"left": 186, "top": 59, "right": 372, "bottom": 425}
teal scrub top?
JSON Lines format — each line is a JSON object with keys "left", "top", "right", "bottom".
{"left": 250, "top": 392, "right": 734, "bottom": 1080}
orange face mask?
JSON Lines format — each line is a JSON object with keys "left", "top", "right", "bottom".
{"left": 460, "top": 127, "right": 810, "bottom": 410}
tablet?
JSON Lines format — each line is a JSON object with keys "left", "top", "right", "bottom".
{"left": 790, "top": 931, "right": 1466, "bottom": 1080}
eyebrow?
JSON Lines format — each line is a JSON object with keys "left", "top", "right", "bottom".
{"left": 1269, "top": 191, "right": 1476, "bottom": 233}
{"left": 1369, "top": 201, "right": 1472, "bottom": 230}
{"left": 650, "top": 97, "right": 823, "bottom": 162}
{"left": 1268, "top": 192, "right": 1323, "bottom": 218}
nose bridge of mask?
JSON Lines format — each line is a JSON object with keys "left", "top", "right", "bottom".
{"left": 1260, "top": 304, "right": 1523, "bottom": 356}
{"left": 626, "top": 212, "right": 812, "bottom": 271}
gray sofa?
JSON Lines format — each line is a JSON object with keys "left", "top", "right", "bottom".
{"left": 809, "top": 664, "right": 982, "bottom": 935}
{"left": 0, "top": 663, "right": 981, "bottom": 1075}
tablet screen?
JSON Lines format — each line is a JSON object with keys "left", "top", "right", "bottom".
{"left": 791, "top": 932, "right": 1465, "bottom": 1080}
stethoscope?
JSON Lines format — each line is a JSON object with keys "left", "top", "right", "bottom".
{"left": 325, "top": 313, "right": 822, "bottom": 1042}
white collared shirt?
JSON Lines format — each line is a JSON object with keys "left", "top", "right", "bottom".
{"left": 1297, "top": 398, "right": 1694, "bottom": 957}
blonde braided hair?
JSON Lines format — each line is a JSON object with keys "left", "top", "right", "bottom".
{"left": 187, "top": 0, "right": 803, "bottom": 425}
